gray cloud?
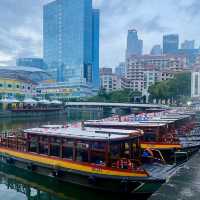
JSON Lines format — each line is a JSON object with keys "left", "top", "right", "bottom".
{"left": 181, "top": 0, "right": 200, "bottom": 17}
{"left": 0, "top": 0, "right": 199, "bottom": 68}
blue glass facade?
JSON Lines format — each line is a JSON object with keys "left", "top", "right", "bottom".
{"left": 43, "top": 0, "right": 100, "bottom": 88}
{"left": 92, "top": 9, "right": 100, "bottom": 89}
{"left": 16, "top": 58, "right": 46, "bottom": 70}
{"left": 126, "top": 29, "right": 143, "bottom": 58}
{"left": 163, "top": 34, "right": 179, "bottom": 54}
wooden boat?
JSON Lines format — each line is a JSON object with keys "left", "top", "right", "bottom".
{"left": 84, "top": 112, "right": 200, "bottom": 163}
{"left": 0, "top": 126, "right": 177, "bottom": 195}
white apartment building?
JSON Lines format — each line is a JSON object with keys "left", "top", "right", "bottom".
{"left": 100, "top": 68, "right": 122, "bottom": 92}
{"left": 191, "top": 67, "right": 200, "bottom": 98}
{"left": 100, "top": 74, "right": 122, "bottom": 92}
{"left": 159, "top": 71, "right": 174, "bottom": 81}
{"left": 126, "top": 54, "right": 187, "bottom": 72}
{"left": 125, "top": 54, "right": 186, "bottom": 101}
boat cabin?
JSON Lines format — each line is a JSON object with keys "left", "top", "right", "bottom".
{"left": 0, "top": 127, "right": 142, "bottom": 169}
{"left": 84, "top": 121, "right": 175, "bottom": 143}
{"left": 84, "top": 112, "right": 196, "bottom": 144}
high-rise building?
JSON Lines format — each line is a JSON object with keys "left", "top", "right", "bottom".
{"left": 126, "top": 29, "right": 143, "bottom": 58}
{"left": 115, "top": 62, "right": 126, "bottom": 77}
{"left": 178, "top": 49, "right": 200, "bottom": 67}
{"left": 178, "top": 40, "right": 199, "bottom": 67}
{"left": 92, "top": 9, "right": 100, "bottom": 88}
{"left": 150, "top": 45, "right": 162, "bottom": 55}
{"left": 181, "top": 40, "right": 195, "bottom": 49}
{"left": 163, "top": 34, "right": 179, "bottom": 54}
{"left": 16, "top": 58, "right": 46, "bottom": 70}
{"left": 43, "top": 0, "right": 100, "bottom": 88}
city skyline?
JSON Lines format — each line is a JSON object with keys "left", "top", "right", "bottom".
{"left": 0, "top": 0, "right": 200, "bottom": 68}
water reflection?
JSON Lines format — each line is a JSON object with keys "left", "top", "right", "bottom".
{"left": 0, "top": 110, "right": 104, "bottom": 132}
{"left": 0, "top": 110, "right": 142, "bottom": 200}
{"left": 0, "top": 163, "right": 149, "bottom": 200}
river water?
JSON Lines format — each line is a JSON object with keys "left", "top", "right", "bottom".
{"left": 0, "top": 112, "right": 199, "bottom": 200}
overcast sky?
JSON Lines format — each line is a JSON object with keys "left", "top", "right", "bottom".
{"left": 0, "top": 0, "right": 200, "bottom": 68}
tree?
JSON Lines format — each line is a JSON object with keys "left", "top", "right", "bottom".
{"left": 148, "top": 72, "right": 191, "bottom": 105}
{"left": 87, "top": 89, "right": 142, "bottom": 103}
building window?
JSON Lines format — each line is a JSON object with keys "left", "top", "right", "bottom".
{"left": 8, "top": 84, "right": 12, "bottom": 88}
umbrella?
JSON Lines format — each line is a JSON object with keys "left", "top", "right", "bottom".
{"left": 23, "top": 98, "right": 38, "bottom": 104}
{"left": 51, "top": 100, "right": 62, "bottom": 105}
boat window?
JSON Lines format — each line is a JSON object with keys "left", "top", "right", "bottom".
{"left": 143, "top": 133, "right": 156, "bottom": 141}
{"left": 110, "top": 142, "right": 131, "bottom": 163}
{"left": 62, "top": 141, "right": 73, "bottom": 160}
{"left": 90, "top": 151, "right": 105, "bottom": 164}
{"left": 76, "top": 142, "right": 89, "bottom": 162}
{"left": 39, "top": 136, "right": 48, "bottom": 143}
{"left": 29, "top": 135, "right": 38, "bottom": 153}
{"left": 90, "top": 142, "right": 106, "bottom": 165}
{"left": 51, "top": 137, "right": 61, "bottom": 144}
{"left": 91, "top": 142, "right": 105, "bottom": 150}
{"left": 50, "top": 144, "right": 60, "bottom": 157}
{"left": 39, "top": 143, "right": 48, "bottom": 155}
{"left": 110, "top": 143, "right": 121, "bottom": 159}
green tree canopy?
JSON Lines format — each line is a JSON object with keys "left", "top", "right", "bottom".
{"left": 87, "top": 89, "right": 142, "bottom": 103}
{"left": 148, "top": 71, "right": 191, "bottom": 104}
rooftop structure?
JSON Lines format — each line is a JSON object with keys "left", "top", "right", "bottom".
{"left": 36, "top": 81, "right": 95, "bottom": 99}
{"left": 24, "top": 127, "right": 139, "bottom": 141}
{"left": 16, "top": 58, "right": 47, "bottom": 70}
{"left": 0, "top": 66, "right": 52, "bottom": 84}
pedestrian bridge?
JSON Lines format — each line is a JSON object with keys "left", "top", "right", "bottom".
{"left": 65, "top": 102, "right": 168, "bottom": 109}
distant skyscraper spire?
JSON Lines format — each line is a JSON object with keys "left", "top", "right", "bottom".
{"left": 126, "top": 29, "right": 143, "bottom": 58}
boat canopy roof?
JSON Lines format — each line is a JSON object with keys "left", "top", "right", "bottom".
{"left": 41, "top": 125, "right": 66, "bottom": 129}
{"left": 24, "top": 127, "right": 140, "bottom": 141}
{"left": 139, "top": 120, "right": 174, "bottom": 124}
{"left": 85, "top": 112, "right": 194, "bottom": 127}
{"left": 84, "top": 121, "right": 167, "bottom": 127}
{"left": 160, "top": 115, "right": 191, "bottom": 120}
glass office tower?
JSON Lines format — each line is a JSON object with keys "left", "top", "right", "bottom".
{"left": 43, "top": 0, "right": 100, "bottom": 88}
{"left": 163, "top": 34, "right": 179, "bottom": 54}
{"left": 92, "top": 9, "right": 100, "bottom": 89}
{"left": 126, "top": 29, "right": 143, "bottom": 58}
